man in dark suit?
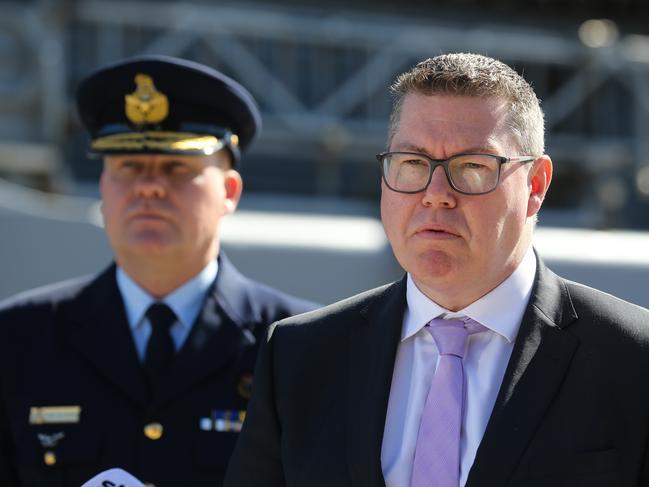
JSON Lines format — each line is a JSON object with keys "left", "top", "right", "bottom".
{"left": 224, "top": 53, "right": 649, "bottom": 486}
{"left": 0, "top": 55, "right": 315, "bottom": 487}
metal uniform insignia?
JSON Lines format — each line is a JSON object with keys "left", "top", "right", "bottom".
{"left": 29, "top": 405, "right": 81, "bottom": 424}
{"left": 43, "top": 451, "right": 57, "bottom": 466}
{"left": 143, "top": 422, "right": 164, "bottom": 441}
{"left": 237, "top": 372, "right": 254, "bottom": 400}
{"left": 125, "top": 73, "right": 169, "bottom": 125}
{"left": 37, "top": 432, "right": 65, "bottom": 448}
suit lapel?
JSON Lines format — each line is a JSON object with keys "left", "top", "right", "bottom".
{"left": 347, "top": 279, "right": 406, "bottom": 487}
{"left": 152, "top": 255, "right": 251, "bottom": 409}
{"left": 61, "top": 265, "right": 149, "bottom": 409}
{"left": 466, "top": 258, "right": 580, "bottom": 486}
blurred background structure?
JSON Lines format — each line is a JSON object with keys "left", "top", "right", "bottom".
{"left": 2, "top": 0, "right": 649, "bottom": 305}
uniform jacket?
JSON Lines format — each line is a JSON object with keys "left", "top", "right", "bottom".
{"left": 0, "top": 255, "right": 316, "bottom": 487}
{"left": 224, "top": 256, "right": 649, "bottom": 487}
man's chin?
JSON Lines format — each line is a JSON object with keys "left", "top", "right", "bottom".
{"left": 122, "top": 236, "right": 177, "bottom": 256}
{"left": 408, "top": 250, "right": 455, "bottom": 276}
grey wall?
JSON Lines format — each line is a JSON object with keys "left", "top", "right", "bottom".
{"left": 2, "top": 200, "right": 649, "bottom": 309}
{"left": 0, "top": 206, "right": 402, "bottom": 305}
{"left": 0, "top": 209, "right": 113, "bottom": 299}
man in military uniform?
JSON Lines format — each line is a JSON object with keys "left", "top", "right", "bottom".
{"left": 0, "top": 55, "right": 316, "bottom": 487}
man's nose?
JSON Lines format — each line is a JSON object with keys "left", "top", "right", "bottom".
{"left": 421, "top": 165, "right": 457, "bottom": 208}
{"left": 133, "top": 170, "right": 167, "bottom": 198}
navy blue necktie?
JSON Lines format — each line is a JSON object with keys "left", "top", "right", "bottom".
{"left": 144, "top": 303, "right": 176, "bottom": 393}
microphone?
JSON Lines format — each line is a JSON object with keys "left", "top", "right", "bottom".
{"left": 80, "top": 468, "right": 145, "bottom": 487}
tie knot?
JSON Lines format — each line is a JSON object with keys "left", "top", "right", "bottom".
{"left": 146, "top": 303, "right": 177, "bottom": 332}
{"left": 426, "top": 318, "right": 485, "bottom": 358}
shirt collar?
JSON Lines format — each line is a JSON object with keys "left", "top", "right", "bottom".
{"left": 403, "top": 246, "right": 536, "bottom": 343}
{"left": 116, "top": 260, "right": 218, "bottom": 331}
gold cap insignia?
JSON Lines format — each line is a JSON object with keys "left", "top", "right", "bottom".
{"left": 125, "top": 73, "right": 169, "bottom": 125}
{"left": 91, "top": 131, "right": 225, "bottom": 154}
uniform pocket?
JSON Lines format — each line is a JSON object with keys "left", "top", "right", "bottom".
{"left": 14, "top": 425, "right": 103, "bottom": 486}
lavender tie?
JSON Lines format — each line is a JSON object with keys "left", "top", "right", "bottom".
{"left": 411, "top": 318, "right": 485, "bottom": 487}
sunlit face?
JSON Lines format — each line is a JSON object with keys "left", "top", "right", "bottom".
{"left": 100, "top": 151, "right": 241, "bottom": 269}
{"left": 381, "top": 94, "right": 551, "bottom": 310}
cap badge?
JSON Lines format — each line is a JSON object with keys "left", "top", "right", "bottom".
{"left": 125, "top": 73, "right": 169, "bottom": 125}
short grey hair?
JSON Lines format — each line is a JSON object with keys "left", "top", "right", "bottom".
{"left": 388, "top": 53, "right": 545, "bottom": 156}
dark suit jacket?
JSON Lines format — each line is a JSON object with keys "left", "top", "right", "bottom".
{"left": 0, "top": 255, "right": 316, "bottom": 487}
{"left": 225, "top": 256, "right": 649, "bottom": 487}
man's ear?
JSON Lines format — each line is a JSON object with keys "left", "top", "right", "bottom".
{"left": 223, "top": 169, "right": 243, "bottom": 214}
{"left": 527, "top": 155, "right": 553, "bottom": 218}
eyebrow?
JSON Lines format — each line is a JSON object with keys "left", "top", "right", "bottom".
{"left": 391, "top": 144, "right": 500, "bottom": 157}
{"left": 392, "top": 144, "right": 429, "bottom": 153}
{"left": 108, "top": 156, "right": 197, "bottom": 164}
{"left": 106, "top": 156, "right": 146, "bottom": 164}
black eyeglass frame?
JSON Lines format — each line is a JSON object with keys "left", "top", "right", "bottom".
{"left": 376, "top": 151, "right": 537, "bottom": 195}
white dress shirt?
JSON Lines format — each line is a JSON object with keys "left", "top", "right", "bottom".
{"left": 116, "top": 260, "right": 218, "bottom": 361}
{"left": 381, "top": 247, "right": 537, "bottom": 487}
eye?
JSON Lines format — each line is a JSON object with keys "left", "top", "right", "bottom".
{"left": 117, "top": 160, "right": 141, "bottom": 172}
{"left": 401, "top": 157, "right": 428, "bottom": 167}
{"left": 461, "top": 161, "right": 489, "bottom": 170}
{"left": 164, "top": 160, "right": 191, "bottom": 174}
{"left": 452, "top": 155, "right": 496, "bottom": 172}
{"left": 161, "top": 158, "right": 203, "bottom": 182}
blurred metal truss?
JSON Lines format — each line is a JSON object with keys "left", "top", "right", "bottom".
{"left": 3, "top": 0, "right": 649, "bottom": 224}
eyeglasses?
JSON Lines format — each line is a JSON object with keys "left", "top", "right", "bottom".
{"left": 377, "top": 152, "right": 536, "bottom": 195}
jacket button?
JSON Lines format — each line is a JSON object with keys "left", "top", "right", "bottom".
{"left": 144, "top": 422, "right": 164, "bottom": 440}
{"left": 43, "top": 451, "right": 56, "bottom": 466}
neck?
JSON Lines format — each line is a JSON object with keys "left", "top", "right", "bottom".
{"left": 116, "top": 249, "right": 217, "bottom": 299}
